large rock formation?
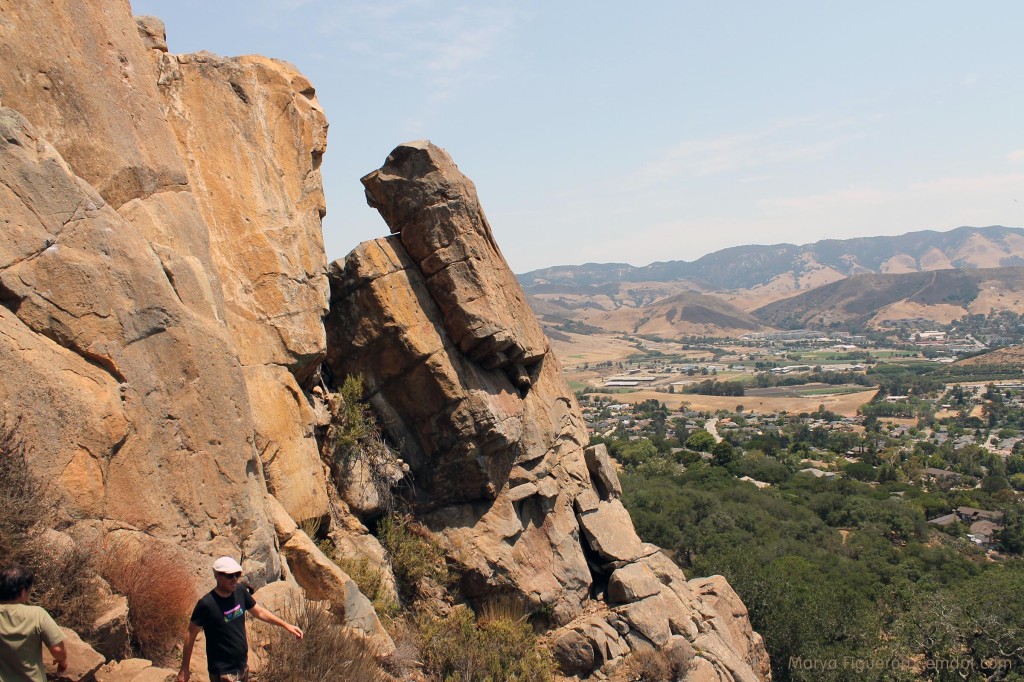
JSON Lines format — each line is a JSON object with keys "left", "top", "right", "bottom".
{"left": 0, "top": 0, "right": 332, "bottom": 583}
{"left": 326, "top": 141, "right": 770, "bottom": 679}
{"left": 0, "top": 6, "right": 389, "bottom": 659}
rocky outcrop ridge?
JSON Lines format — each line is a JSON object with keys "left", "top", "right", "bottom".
{"left": 326, "top": 141, "right": 769, "bottom": 679}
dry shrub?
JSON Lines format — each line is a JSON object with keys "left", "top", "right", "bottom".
{"left": 99, "top": 538, "right": 196, "bottom": 660}
{"left": 254, "top": 601, "right": 391, "bottom": 682}
{"left": 474, "top": 593, "right": 529, "bottom": 626}
{"left": 0, "top": 427, "right": 100, "bottom": 632}
{"left": 416, "top": 605, "right": 556, "bottom": 682}
{"left": 616, "top": 645, "right": 692, "bottom": 682}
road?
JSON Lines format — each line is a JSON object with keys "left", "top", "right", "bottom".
{"left": 705, "top": 417, "right": 724, "bottom": 443}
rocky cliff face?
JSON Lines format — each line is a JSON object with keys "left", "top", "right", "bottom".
{"left": 0, "top": 0, "right": 333, "bottom": 598}
{"left": 0, "top": 2, "right": 767, "bottom": 679}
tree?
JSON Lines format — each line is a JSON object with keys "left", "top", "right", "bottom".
{"left": 685, "top": 430, "right": 716, "bottom": 453}
{"left": 711, "top": 440, "right": 736, "bottom": 467}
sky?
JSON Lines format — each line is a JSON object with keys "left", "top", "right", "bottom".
{"left": 130, "top": 0, "right": 1024, "bottom": 273}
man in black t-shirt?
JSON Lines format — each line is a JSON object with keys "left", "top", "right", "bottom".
{"left": 176, "top": 557, "right": 303, "bottom": 682}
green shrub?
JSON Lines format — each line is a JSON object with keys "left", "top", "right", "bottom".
{"left": 337, "top": 555, "right": 400, "bottom": 619}
{"left": 377, "top": 514, "right": 451, "bottom": 606}
{"left": 417, "top": 605, "right": 555, "bottom": 682}
{"left": 323, "top": 375, "right": 400, "bottom": 515}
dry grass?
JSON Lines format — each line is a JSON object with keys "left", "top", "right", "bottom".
{"left": 613, "top": 645, "right": 692, "bottom": 682}
{"left": 0, "top": 427, "right": 100, "bottom": 633}
{"left": 254, "top": 601, "right": 392, "bottom": 682}
{"left": 99, "top": 538, "right": 196, "bottom": 661}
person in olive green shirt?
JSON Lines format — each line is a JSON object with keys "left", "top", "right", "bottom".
{"left": 0, "top": 566, "right": 67, "bottom": 682}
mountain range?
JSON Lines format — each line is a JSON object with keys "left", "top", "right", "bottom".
{"left": 520, "top": 226, "right": 1024, "bottom": 335}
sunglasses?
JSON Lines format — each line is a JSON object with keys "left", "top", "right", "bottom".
{"left": 217, "top": 572, "right": 242, "bottom": 580}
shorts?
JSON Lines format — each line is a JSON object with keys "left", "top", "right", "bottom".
{"left": 209, "top": 666, "right": 249, "bottom": 682}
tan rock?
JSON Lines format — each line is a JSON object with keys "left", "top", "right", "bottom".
{"left": 608, "top": 562, "right": 662, "bottom": 604}
{"left": 551, "top": 628, "right": 595, "bottom": 677}
{"left": 0, "top": 0, "right": 188, "bottom": 209}
{"left": 585, "top": 443, "right": 622, "bottom": 499}
{"left": 92, "top": 595, "right": 131, "bottom": 660}
{"left": 134, "top": 16, "right": 168, "bottom": 53}
{"left": 689, "top": 576, "right": 771, "bottom": 681}
{"left": 265, "top": 493, "right": 299, "bottom": 545}
{"left": 332, "top": 530, "right": 400, "bottom": 609}
{"left": 325, "top": 143, "right": 769, "bottom": 679}
{"left": 685, "top": 656, "right": 726, "bottom": 682}
{"left": 249, "top": 579, "right": 306, "bottom": 673}
{"left": 0, "top": 302, "right": 127, "bottom": 520}
{"left": 246, "top": 364, "right": 328, "bottom": 524}
{"left": 43, "top": 627, "right": 104, "bottom": 681}
{"left": 158, "top": 52, "right": 329, "bottom": 380}
{"left": 577, "top": 499, "right": 645, "bottom": 564}
{"left": 0, "top": 108, "right": 278, "bottom": 582}
{"left": 154, "top": 50, "right": 332, "bottom": 522}
{"left": 280, "top": 529, "right": 394, "bottom": 652}
{"left": 96, "top": 659, "right": 176, "bottom": 682}
{"left": 361, "top": 141, "right": 548, "bottom": 384}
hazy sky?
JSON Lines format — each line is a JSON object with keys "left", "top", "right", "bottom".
{"left": 131, "top": 1, "right": 1024, "bottom": 273}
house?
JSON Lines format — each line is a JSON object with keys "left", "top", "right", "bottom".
{"left": 921, "top": 468, "right": 961, "bottom": 483}
{"left": 928, "top": 507, "right": 1005, "bottom": 547}
{"left": 927, "top": 513, "right": 958, "bottom": 527}
{"left": 798, "top": 468, "right": 838, "bottom": 479}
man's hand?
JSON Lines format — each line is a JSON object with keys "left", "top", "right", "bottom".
{"left": 47, "top": 642, "right": 67, "bottom": 674}
{"left": 250, "top": 604, "right": 303, "bottom": 640}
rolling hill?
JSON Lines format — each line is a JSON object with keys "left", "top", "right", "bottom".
{"left": 752, "top": 267, "right": 1024, "bottom": 330}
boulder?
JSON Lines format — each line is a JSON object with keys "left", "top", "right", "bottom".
{"left": 576, "top": 499, "right": 645, "bottom": 564}
{"left": 43, "top": 627, "right": 104, "bottom": 681}
{"left": 551, "top": 628, "right": 595, "bottom": 677}
{"left": 280, "top": 529, "right": 394, "bottom": 652}
{"left": 91, "top": 595, "right": 131, "bottom": 660}
{"left": 360, "top": 141, "right": 548, "bottom": 383}
{"left": 688, "top": 576, "right": 771, "bottom": 681}
{"left": 95, "top": 659, "right": 176, "bottom": 682}
{"left": 585, "top": 443, "right": 622, "bottom": 499}
{"left": 608, "top": 562, "right": 662, "bottom": 604}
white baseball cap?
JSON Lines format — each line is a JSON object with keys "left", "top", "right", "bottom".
{"left": 212, "top": 556, "right": 243, "bottom": 574}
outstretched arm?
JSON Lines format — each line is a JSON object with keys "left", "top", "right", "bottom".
{"left": 176, "top": 622, "right": 201, "bottom": 682}
{"left": 47, "top": 642, "right": 67, "bottom": 674}
{"left": 250, "top": 604, "right": 303, "bottom": 639}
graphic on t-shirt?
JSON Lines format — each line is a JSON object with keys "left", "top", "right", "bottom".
{"left": 222, "top": 604, "right": 244, "bottom": 623}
